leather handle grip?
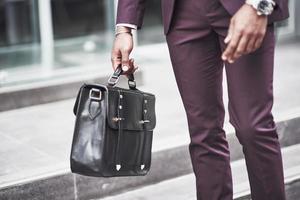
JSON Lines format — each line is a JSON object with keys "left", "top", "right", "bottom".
{"left": 107, "top": 65, "right": 136, "bottom": 89}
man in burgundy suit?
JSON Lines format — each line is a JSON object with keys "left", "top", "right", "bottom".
{"left": 111, "top": 0, "right": 289, "bottom": 199}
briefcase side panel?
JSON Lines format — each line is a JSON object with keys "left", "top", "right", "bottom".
{"left": 70, "top": 85, "right": 108, "bottom": 176}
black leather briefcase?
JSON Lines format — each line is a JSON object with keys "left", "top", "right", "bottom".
{"left": 70, "top": 67, "right": 156, "bottom": 177}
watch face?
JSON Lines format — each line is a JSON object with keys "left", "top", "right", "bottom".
{"left": 257, "top": 0, "right": 272, "bottom": 15}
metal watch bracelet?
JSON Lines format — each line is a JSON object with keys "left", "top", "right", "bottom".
{"left": 245, "top": 0, "right": 275, "bottom": 16}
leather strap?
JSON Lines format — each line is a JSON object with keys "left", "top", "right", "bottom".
{"left": 138, "top": 95, "right": 149, "bottom": 171}
{"left": 114, "top": 89, "right": 124, "bottom": 170}
{"left": 107, "top": 65, "right": 136, "bottom": 90}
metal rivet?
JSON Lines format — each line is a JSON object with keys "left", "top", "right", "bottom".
{"left": 116, "top": 164, "right": 121, "bottom": 171}
{"left": 120, "top": 94, "right": 123, "bottom": 98}
{"left": 144, "top": 100, "right": 147, "bottom": 103}
{"left": 119, "top": 105, "right": 122, "bottom": 109}
{"left": 140, "top": 164, "right": 145, "bottom": 170}
{"left": 112, "top": 117, "right": 118, "bottom": 122}
{"left": 144, "top": 109, "right": 147, "bottom": 113}
{"left": 112, "top": 117, "right": 124, "bottom": 122}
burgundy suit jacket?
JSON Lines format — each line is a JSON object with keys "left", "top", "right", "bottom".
{"left": 116, "top": 0, "right": 289, "bottom": 35}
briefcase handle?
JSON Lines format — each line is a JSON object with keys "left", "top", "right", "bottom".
{"left": 107, "top": 65, "right": 136, "bottom": 89}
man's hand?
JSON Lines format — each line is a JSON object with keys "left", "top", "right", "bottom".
{"left": 222, "top": 4, "right": 268, "bottom": 63}
{"left": 111, "top": 26, "right": 138, "bottom": 75}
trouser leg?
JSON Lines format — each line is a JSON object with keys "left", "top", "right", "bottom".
{"left": 166, "top": 32, "right": 233, "bottom": 200}
{"left": 209, "top": 1, "right": 286, "bottom": 198}
{"left": 165, "top": 1, "right": 233, "bottom": 197}
{"left": 221, "top": 27, "right": 285, "bottom": 200}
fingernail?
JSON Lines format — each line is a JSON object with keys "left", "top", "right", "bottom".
{"left": 222, "top": 55, "right": 227, "bottom": 60}
{"left": 224, "top": 37, "right": 230, "bottom": 44}
{"left": 122, "top": 65, "right": 129, "bottom": 71}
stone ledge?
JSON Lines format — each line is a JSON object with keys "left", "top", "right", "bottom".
{"left": 0, "top": 70, "right": 144, "bottom": 112}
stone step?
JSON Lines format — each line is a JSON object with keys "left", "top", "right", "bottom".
{"left": 98, "top": 144, "right": 300, "bottom": 200}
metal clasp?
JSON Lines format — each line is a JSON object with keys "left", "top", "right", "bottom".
{"left": 108, "top": 67, "right": 122, "bottom": 86}
{"left": 89, "top": 88, "right": 102, "bottom": 101}
{"left": 139, "top": 120, "right": 150, "bottom": 124}
{"left": 116, "top": 164, "right": 121, "bottom": 171}
{"left": 128, "top": 79, "right": 136, "bottom": 89}
{"left": 112, "top": 117, "right": 124, "bottom": 122}
{"left": 108, "top": 75, "right": 119, "bottom": 86}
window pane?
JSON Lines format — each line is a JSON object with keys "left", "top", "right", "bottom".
{"left": 0, "top": 0, "right": 40, "bottom": 46}
{"left": 0, "top": 0, "right": 40, "bottom": 72}
{"left": 51, "top": 0, "right": 106, "bottom": 39}
{"left": 51, "top": 0, "right": 114, "bottom": 70}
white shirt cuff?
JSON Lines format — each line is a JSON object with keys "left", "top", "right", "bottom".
{"left": 116, "top": 23, "right": 137, "bottom": 30}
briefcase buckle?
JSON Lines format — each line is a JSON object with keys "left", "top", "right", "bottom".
{"left": 89, "top": 88, "right": 102, "bottom": 101}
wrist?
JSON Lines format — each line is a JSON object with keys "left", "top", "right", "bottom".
{"left": 116, "top": 26, "right": 132, "bottom": 33}
{"left": 115, "top": 32, "right": 133, "bottom": 37}
{"left": 115, "top": 26, "right": 133, "bottom": 37}
{"left": 244, "top": 3, "right": 267, "bottom": 19}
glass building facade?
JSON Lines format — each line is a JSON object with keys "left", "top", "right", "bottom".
{"left": 0, "top": 0, "right": 40, "bottom": 69}
{"left": 0, "top": 0, "right": 298, "bottom": 87}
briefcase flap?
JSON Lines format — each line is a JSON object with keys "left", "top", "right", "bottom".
{"left": 73, "top": 84, "right": 156, "bottom": 131}
{"left": 107, "top": 87, "right": 156, "bottom": 131}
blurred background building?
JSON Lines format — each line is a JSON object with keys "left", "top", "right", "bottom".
{"left": 0, "top": 0, "right": 164, "bottom": 87}
{"left": 0, "top": 0, "right": 299, "bottom": 87}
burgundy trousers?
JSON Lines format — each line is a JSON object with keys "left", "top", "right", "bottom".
{"left": 165, "top": 0, "right": 286, "bottom": 199}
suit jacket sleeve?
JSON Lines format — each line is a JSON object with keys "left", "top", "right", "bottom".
{"left": 116, "top": 0, "right": 147, "bottom": 29}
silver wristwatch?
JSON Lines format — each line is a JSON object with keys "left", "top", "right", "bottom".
{"left": 245, "top": 0, "right": 276, "bottom": 16}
